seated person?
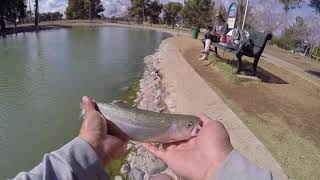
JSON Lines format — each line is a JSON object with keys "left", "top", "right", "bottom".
{"left": 200, "top": 12, "right": 229, "bottom": 61}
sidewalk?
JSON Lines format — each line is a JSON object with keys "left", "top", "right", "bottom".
{"left": 262, "top": 53, "right": 320, "bottom": 88}
{"left": 159, "top": 38, "right": 288, "bottom": 180}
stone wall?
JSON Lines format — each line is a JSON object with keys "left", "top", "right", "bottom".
{"left": 119, "top": 42, "right": 178, "bottom": 180}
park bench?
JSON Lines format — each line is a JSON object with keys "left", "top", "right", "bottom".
{"left": 211, "top": 31, "right": 272, "bottom": 76}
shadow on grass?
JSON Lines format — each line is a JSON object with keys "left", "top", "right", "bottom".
{"left": 210, "top": 55, "right": 289, "bottom": 84}
{"left": 306, "top": 70, "right": 320, "bottom": 78}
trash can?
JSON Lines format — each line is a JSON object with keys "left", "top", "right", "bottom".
{"left": 191, "top": 27, "right": 200, "bottom": 39}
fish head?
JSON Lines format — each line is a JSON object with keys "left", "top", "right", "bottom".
{"left": 166, "top": 115, "right": 201, "bottom": 142}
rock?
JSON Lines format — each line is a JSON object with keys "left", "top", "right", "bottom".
{"left": 153, "top": 99, "right": 160, "bottom": 106}
{"left": 114, "top": 175, "right": 123, "bottom": 180}
{"left": 137, "top": 147, "right": 146, "bottom": 155}
{"left": 135, "top": 143, "right": 143, "bottom": 149}
{"left": 127, "top": 152, "right": 137, "bottom": 162}
{"left": 156, "top": 106, "right": 166, "bottom": 113}
{"left": 127, "top": 167, "right": 145, "bottom": 180}
{"left": 146, "top": 158, "right": 168, "bottom": 175}
{"left": 126, "top": 143, "right": 133, "bottom": 151}
{"left": 150, "top": 174, "right": 173, "bottom": 180}
{"left": 147, "top": 103, "right": 158, "bottom": 111}
{"left": 156, "top": 89, "right": 162, "bottom": 96}
{"left": 120, "top": 163, "right": 130, "bottom": 175}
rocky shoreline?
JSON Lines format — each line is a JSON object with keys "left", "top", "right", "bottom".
{"left": 116, "top": 41, "right": 178, "bottom": 180}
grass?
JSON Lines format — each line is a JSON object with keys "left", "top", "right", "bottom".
{"left": 105, "top": 150, "right": 131, "bottom": 179}
{"left": 208, "top": 55, "right": 262, "bottom": 85}
{"left": 117, "top": 80, "right": 140, "bottom": 106}
{"left": 208, "top": 55, "right": 240, "bottom": 83}
{"left": 105, "top": 80, "right": 140, "bottom": 178}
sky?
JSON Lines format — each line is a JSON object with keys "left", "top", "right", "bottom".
{"left": 27, "top": 0, "right": 318, "bottom": 20}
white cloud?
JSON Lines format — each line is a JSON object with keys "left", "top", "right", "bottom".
{"left": 29, "top": 0, "right": 317, "bottom": 19}
{"left": 28, "top": 0, "right": 185, "bottom": 17}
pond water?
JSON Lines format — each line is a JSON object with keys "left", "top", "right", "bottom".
{"left": 0, "top": 27, "right": 171, "bottom": 178}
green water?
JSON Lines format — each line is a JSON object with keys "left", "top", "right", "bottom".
{"left": 0, "top": 27, "right": 170, "bottom": 178}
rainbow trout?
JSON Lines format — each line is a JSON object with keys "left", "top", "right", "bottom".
{"left": 81, "top": 102, "right": 201, "bottom": 143}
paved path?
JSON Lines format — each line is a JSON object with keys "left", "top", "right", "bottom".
{"left": 159, "top": 39, "right": 288, "bottom": 180}
{"left": 263, "top": 53, "right": 320, "bottom": 88}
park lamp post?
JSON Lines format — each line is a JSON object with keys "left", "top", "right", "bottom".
{"left": 241, "top": 0, "right": 249, "bottom": 29}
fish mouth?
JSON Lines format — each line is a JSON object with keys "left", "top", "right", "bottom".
{"left": 191, "top": 124, "right": 201, "bottom": 137}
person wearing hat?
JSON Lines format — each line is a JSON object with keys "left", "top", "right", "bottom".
{"left": 200, "top": 12, "right": 229, "bottom": 61}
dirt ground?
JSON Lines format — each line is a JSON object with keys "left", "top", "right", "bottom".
{"left": 170, "top": 37, "right": 320, "bottom": 180}
{"left": 264, "top": 46, "right": 320, "bottom": 78}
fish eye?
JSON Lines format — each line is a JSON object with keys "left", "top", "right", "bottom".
{"left": 187, "top": 122, "right": 193, "bottom": 128}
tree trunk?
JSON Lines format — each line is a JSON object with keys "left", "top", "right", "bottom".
{"left": 0, "top": 15, "right": 5, "bottom": 31}
{"left": 172, "top": 18, "right": 175, "bottom": 29}
{"left": 89, "top": 0, "right": 92, "bottom": 20}
{"left": 35, "top": 0, "right": 39, "bottom": 27}
{"left": 14, "top": 11, "right": 17, "bottom": 28}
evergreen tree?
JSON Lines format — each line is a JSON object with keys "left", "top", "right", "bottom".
{"left": 128, "top": 0, "right": 150, "bottom": 24}
{"left": 66, "top": 0, "right": 104, "bottom": 20}
{"left": 163, "top": 2, "right": 183, "bottom": 28}
{"left": 0, "top": 0, "right": 27, "bottom": 31}
{"left": 181, "top": 0, "right": 214, "bottom": 28}
{"left": 309, "top": 0, "right": 320, "bottom": 14}
{"left": 146, "top": 0, "right": 163, "bottom": 24}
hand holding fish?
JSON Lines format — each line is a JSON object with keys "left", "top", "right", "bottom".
{"left": 143, "top": 114, "right": 234, "bottom": 180}
{"left": 79, "top": 96, "right": 128, "bottom": 166}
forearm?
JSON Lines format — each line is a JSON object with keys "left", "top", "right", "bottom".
{"left": 213, "top": 150, "right": 275, "bottom": 180}
{"left": 12, "top": 137, "right": 109, "bottom": 180}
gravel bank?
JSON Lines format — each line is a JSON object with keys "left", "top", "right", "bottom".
{"left": 120, "top": 42, "right": 178, "bottom": 180}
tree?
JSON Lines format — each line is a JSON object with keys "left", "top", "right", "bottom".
{"left": 250, "top": 0, "right": 289, "bottom": 34}
{"left": 65, "top": 0, "right": 104, "bottom": 20}
{"left": 278, "top": 0, "right": 320, "bottom": 14}
{"left": 88, "top": 0, "right": 104, "bottom": 19}
{"left": 40, "top": 12, "right": 63, "bottom": 21}
{"left": 0, "top": 0, "right": 27, "bottom": 31}
{"left": 309, "top": 0, "right": 320, "bottom": 14}
{"left": 163, "top": 2, "right": 183, "bottom": 28}
{"left": 128, "top": 0, "right": 148, "bottom": 23}
{"left": 270, "top": 15, "right": 320, "bottom": 54}
{"left": 128, "top": 0, "right": 162, "bottom": 24}
{"left": 278, "top": 0, "right": 303, "bottom": 11}
{"left": 145, "top": 0, "right": 162, "bottom": 24}
{"left": 35, "top": 0, "right": 39, "bottom": 26}
{"left": 275, "top": 27, "right": 298, "bottom": 50}
{"left": 181, "top": 0, "right": 214, "bottom": 28}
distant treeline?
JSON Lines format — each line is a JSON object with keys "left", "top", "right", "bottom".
{"left": 40, "top": 12, "right": 63, "bottom": 22}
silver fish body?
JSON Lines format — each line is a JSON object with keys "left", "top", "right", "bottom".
{"left": 81, "top": 102, "right": 201, "bottom": 143}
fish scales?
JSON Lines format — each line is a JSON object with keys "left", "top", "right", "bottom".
{"left": 81, "top": 101, "right": 201, "bottom": 143}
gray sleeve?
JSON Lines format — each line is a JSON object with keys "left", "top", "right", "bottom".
{"left": 12, "top": 137, "right": 110, "bottom": 180}
{"left": 214, "top": 150, "right": 275, "bottom": 180}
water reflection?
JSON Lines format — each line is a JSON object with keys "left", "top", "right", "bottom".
{"left": 0, "top": 27, "right": 171, "bottom": 178}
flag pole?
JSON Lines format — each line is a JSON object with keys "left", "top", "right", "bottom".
{"left": 241, "top": 0, "right": 249, "bottom": 29}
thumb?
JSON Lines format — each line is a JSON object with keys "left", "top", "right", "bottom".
{"left": 143, "top": 143, "right": 168, "bottom": 161}
{"left": 82, "top": 96, "right": 95, "bottom": 113}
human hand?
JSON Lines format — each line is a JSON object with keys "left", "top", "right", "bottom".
{"left": 79, "top": 96, "right": 128, "bottom": 166}
{"left": 143, "top": 114, "right": 233, "bottom": 180}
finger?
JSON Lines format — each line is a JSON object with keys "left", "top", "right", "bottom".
{"left": 175, "top": 138, "right": 196, "bottom": 150}
{"left": 196, "top": 113, "right": 211, "bottom": 125}
{"left": 162, "top": 143, "right": 177, "bottom": 151}
{"left": 143, "top": 143, "right": 167, "bottom": 161}
{"left": 106, "top": 120, "right": 129, "bottom": 141}
{"left": 82, "top": 96, "right": 95, "bottom": 113}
